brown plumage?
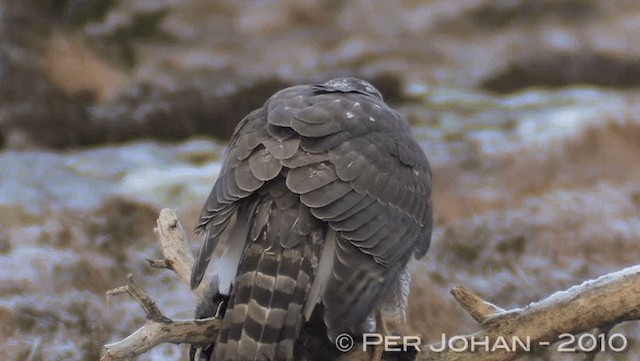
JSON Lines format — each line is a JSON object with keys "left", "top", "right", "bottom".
{"left": 190, "top": 78, "right": 432, "bottom": 361}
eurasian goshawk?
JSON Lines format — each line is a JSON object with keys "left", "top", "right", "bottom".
{"left": 190, "top": 78, "right": 432, "bottom": 360}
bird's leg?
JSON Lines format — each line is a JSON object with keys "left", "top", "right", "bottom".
{"left": 190, "top": 291, "right": 230, "bottom": 360}
{"left": 213, "top": 289, "right": 231, "bottom": 318}
{"left": 214, "top": 295, "right": 228, "bottom": 318}
{"left": 370, "top": 308, "right": 389, "bottom": 361}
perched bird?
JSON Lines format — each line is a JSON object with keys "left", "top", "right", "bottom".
{"left": 190, "top": 78, "right": 432, "bottom": 361}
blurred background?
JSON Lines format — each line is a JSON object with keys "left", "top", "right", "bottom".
{"left": 1, "top": 0, "right": 639, "bottom": 360}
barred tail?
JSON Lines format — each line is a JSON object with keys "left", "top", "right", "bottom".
{"left": 214, "top": 183, "right": 324, "bottom": 360}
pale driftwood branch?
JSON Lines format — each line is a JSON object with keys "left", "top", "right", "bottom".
{"left": 106, "top": 274, "right": 171, "bottom": 323}
{"left": 102, "top": 274, "right": 220, "bottom": 360}
{"left": 102, "top": 209, "right": 218, "bottom": 361}
{"left": 103, "top": 210, "right": 639, "bottom": 361}
{"left": 101, "top": 317, "right": 219, "bottom": 361}
{"left": 149, "top": 208, "right": 212, "bottom": 301}
{"left": 450, "top": 285, "right": 504, "bottom": 323}
{"left": 418, "top": 264, "right": 640, "bottom": 361}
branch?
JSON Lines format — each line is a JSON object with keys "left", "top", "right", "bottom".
{"left": 449, "top": 286, "right": 504, "bottom": 323}
{"left": 418, "top": 264, "right": 640, "bottom": 361}
{"left": 102, "top": 210, "right": 639, "bottom": 361}
{"left": 102, "top": 209, "right": 218, "bottom": 361}
{"left": 102, "top": 275, "right": 220, "bottom": 361}
{"left": 147, "top": 208, "right": 212, "bottom": 301}
{"left": 107, "top": 274, "right": 171, "bottom": 323}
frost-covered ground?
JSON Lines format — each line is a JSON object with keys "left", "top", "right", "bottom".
{"left": 1, "top": 85, "right": 639, "bottom": 360}
{"left": 0, "top": 139, "right": 225, "bottom": 360}
{"left": 402, "top": 87, "right": 640, "bottom": 360}
{"left": 2, "top": 0, "right": 640, "bottom": 360}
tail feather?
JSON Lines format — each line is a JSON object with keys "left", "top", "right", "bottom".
{"left": 214, "top": 186, "right": 324, "bottom": 360}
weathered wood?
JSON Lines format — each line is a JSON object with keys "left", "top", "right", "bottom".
{"left": 102, "top": 209, "right": 640, "bottom": 361}
{"left": 416, "top": 265, "right": 640, "bottom": 361}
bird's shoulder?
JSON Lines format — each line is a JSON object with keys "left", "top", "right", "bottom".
{"left": 263, "top": 83, "right": 408, "bottom": 134}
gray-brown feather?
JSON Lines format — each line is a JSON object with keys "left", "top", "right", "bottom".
{"left": 214, "top": 179, "right": 324, "bottom": 360}
{"left": 191, "top": 78, "right": 432, "bottom": 359}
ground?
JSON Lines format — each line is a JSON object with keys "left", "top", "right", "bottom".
{"left": 0, "top": 1, "right": 639, "bottom": 360}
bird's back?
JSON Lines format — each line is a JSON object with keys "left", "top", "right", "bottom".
{"left": 191, "top": 78, "right": 433, "bottom": 360}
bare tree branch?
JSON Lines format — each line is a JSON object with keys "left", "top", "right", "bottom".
{"left": 102, "top": 274, "right": 220, "bottom": 361}
{"left": 101, "top": 209, "right": 218, "bottom": 361}
{"left": 102, "top": 209, "right": 639, "bottom": 361}
{"left": 450, "top": 286, "right": 504, "bottom": 323}
{"left": 101, "top": 317, "right": 219, "bottom": 361}
{"left": 418, "top": 265, "right": 640, "bottom": 361}
{"left": 106, "top": 274, "right": 171, "bottom": 323}
{"left": 148, "top": 208, "right": 212, "bottom": 301}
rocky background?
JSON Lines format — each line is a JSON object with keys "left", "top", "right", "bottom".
{"left": 1, "top": 0, "right": 639, "bottom": 360}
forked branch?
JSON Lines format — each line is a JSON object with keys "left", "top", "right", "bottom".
{"left": 102, "top": 209, "right": 640, "bottom": 361}
{"left": 102, "top": 275, "right": 220, "bottom": 361}
{"left": 416, "top": 265, "right": 640, "bottom": 361}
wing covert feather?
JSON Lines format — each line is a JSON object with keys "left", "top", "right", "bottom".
{"left": 192, "top": 79, "right": 433, "bottom": 345}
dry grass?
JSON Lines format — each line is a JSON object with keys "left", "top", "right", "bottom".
{"left": 45, "top": 32, "right": 129, "bottom": 102}
{"left": 433, "top": 118, "right": 640, "bottom": 220}
{"left": 404, "top": 272, "right": 476, "bottom": 343}
{"left": 407, "top": 117, "right": 640, "bottom": 353}
{"left": 503, "top": 119, "right": 640, "bottom": 201}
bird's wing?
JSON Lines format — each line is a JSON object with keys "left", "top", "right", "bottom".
{"left": 267, "top": 86, "right": 433, "bottom": 335}
{"left": 191, "top": 106, "right": 275, "bottom": 290}
{"left": 191, "top": 80, "right": 433, "bottom": 339}
{"left": 190, "top": 86, "right": 323, "bottom": 290}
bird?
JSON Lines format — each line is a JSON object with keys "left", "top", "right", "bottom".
{"left": 189, "top": 77, "right": 432, "bottom": 361}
